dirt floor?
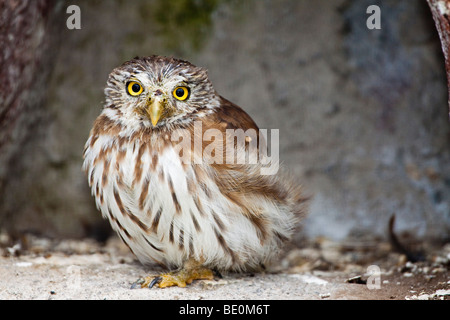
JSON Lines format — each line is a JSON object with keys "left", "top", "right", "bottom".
{"left": 0, "top": 233, "right": 448, "bottom": 300}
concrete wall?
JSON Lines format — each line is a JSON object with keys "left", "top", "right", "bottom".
{"left": 1, "top": 0, "right": 449, "bottom": 243}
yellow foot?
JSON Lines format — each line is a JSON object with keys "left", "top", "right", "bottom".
{"left": 132, "top": 267, "right": 214, "bottom": 289}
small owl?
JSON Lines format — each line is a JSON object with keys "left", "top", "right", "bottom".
{"left": 83, "top": 56, "right": 307, "bottom": 288}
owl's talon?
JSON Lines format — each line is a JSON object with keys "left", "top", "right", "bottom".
{"left": 130, "top": 279, "right": 142, "bottom": 289}
{"left": 149, "top": 276, "right": 162, "bottom": 288}
{"left": 136, "top": 266, "right": 214, "bottom": 289}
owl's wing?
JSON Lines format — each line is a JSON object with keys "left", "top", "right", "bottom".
{"left": 195, "top": 96, "right": 306, "bottom": 220}
{"left": 211, "top": 96, "right": 260, "bottom": 132}
{"left": 200, "top": 96, "right": 264, "bottom": 155}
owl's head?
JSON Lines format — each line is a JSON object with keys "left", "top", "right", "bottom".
{"left": 104, "top": 55, "right": 220, "bottom": 129}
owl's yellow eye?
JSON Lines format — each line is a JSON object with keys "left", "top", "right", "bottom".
{"left": 173, "top": 86, "right": 189, "bottom": 101}
{"left": 127, "top": 81, "right": 143, "bottom": 96}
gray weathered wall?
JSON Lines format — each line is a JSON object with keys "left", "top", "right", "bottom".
{"left": 1, "top": 0, "right": 449, "bottom": 242}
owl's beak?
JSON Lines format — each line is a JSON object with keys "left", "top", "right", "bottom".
{"left": 146, "top": 97, "right": 164, "bottom": 127}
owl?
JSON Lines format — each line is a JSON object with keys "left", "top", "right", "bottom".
{"left": 82, "top": 56, "right": 307, "bottom": 288}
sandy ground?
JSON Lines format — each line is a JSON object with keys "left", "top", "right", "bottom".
{"left": 0, "top": 234, "right": 449, "bottom": 300}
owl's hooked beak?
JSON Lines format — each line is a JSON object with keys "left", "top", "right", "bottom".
{"left": 146, "top": 97, "right": 165, "bottom": 127}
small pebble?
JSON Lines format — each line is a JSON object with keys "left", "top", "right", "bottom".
{"left": 319, "top": 293, "right": 331, "bottom": 299}
{"left": 403, "top": 272, "right": 413, "bottom": 277}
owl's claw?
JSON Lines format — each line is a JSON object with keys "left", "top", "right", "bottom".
{"left": 130, "top": 277, "right": 145, "bottom": 289}
{"left": 149, "top": 276, "right": 162, "bottom": 288}
{"left": 133, "top": 266, "right": 214, "bottom": 289}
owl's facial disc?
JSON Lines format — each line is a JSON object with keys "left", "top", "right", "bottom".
{"left": 121, "top": 66, "right": 201, "bottom": 128}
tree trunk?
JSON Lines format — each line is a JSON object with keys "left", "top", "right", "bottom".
{"left": 0, "top": 0, "right": 62, "bottom": 234}
{"left": 427, "top": 0, "right": 450, "bottom": 116}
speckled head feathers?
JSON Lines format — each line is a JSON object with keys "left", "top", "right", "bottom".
{"left": 103, "top": 55, "right": 220, "bottom": 129}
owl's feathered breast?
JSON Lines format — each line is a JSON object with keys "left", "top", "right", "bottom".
{"left": 83, "top": 99, "right": 304, "bottom": 270}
